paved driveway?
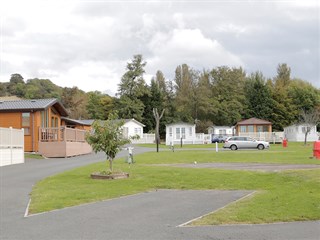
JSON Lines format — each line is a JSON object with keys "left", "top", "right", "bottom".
{"left": 1, "top": 147, "right": 319, "bottom": 240}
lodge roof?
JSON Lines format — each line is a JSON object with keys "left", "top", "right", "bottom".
{"left": 0, "top": 98, "right": 68, "bottom": 116}
{"left": 236, "top": 117, "right": 272, "bottom": 125}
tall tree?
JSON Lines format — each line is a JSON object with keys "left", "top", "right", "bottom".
{"left": 210, "top": 66, "right": 246, "bottom": 126}
{"left": 270, "top": 63, "right": 296, "bottom": 130}
{"left": 174, "top": 64, "right": 196, "bottom": 122}
{"left": 244, "top": 71, "right": 274, "bottom": 120}
{"left": 275, "top": 63, "right": 291, "bottom": 88}
{"left": 117, "top": 54, "right": 149, "bottom": 122}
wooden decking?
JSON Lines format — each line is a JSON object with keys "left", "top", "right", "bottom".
{"left": 38, "top": 127, "right": 92, "bottom": 157}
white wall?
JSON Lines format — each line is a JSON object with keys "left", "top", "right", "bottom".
{"left": 166, "top": 123, "right": 197, "bottom": 145}
{"left": 0, "top": 127, "right": 24, "bottom": 167}
{"left": 208, "top": 127, "right": 234, "bottom": 136}
{"left": 123, "top": 121, "right": 144, "bottom": 139}
{"left": 284, "top": 125, "right": 319, "bottom": 142}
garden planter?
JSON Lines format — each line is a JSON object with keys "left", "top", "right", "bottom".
{"left": 90, "top": 172, "right": 129, "bottom": 180}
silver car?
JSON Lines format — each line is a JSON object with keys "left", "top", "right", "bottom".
{"left": 223, "top": 136, "right": 270, "bottom": 150}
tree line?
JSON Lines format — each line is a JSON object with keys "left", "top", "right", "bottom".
{"left": 1, "top": 54, "right": 319, "bottom": 137}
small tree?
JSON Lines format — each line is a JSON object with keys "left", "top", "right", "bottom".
{"left": 86, "top": 112, "right": 130, "bottom": 173}
{"left": 299, "top": 108, "right": 320, "bottom": 146}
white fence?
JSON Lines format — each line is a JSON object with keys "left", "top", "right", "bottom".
{"left": 131, "top": 134, "right": 156, "bottom": 144}
{"left": 0, "top": 127, "right": 24, "bottom": 167}
{"left": 167, "top": 133, "right": 211, "bottom": 145}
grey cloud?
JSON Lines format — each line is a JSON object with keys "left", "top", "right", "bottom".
{"left": 1, "top": 1, "right": 318, "bottom": 90}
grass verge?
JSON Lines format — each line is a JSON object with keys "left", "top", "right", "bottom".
{"left": 25, "top": 153, "right": 44, "bottom": 159}
{"left": 29, "top": 142, "right": 320, "bottom": 225}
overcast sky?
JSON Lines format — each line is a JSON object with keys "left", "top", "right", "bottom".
{"left": 1, "top": 0, "right": 319, "bottom": 96}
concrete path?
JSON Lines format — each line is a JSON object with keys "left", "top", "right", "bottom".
{"left": 1, "top": 147, "right": 319, "bottom": 240}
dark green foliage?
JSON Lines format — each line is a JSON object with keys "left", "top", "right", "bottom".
{"left": 86, "top": 91, "right": 113, "bottom": 120}
{"left": 25, "top": 78, "right": 62, "bottom": 99}
{"left": 1, "top": 60, "right": 319, "bottom": 132}
{"left": 117, "top": 55, "right": 149, "bottom": 122}
{"left": 210, "top": 66, "right": 246, "bottom": 125}
{"left": 61, "top": 87, "right": 88, "bottom": 119}
{"left": 244, "top": 72, "right": 274, "bottom": 120}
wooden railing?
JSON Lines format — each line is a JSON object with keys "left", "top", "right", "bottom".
{"left": 238, "top": 132, "right": 284, "bottom": 143}
{"left": 39, "top": 127, "right": 87, "bottom": 142}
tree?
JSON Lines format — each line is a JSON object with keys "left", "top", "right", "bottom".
{"left": 117, "top": 54, "right": 149, "bottom": 122}
{"left": 244, "top": 71, "right": 274, "bottom": 120}
{"left": 299, "top": 108, "right": 320, "bottom": 146}
{"left": 86, "top": 91, "right": 113, "bottom": 120}
{"left": 210, "top": 66, "right": 246, "bottom": 125}
{"left": 288, "top": 79, "right": 320, "bottom": 114}
{"left": 270, "top": 63, "right": 296, "bottom": 130}
{"left": 86, "top": 112, "right": 130, "bottom": 173}
{"left": 61, "top": 87, "right": 89, "bottom": 119}
{"left": 275, "top": 63, "right": 291, "bottom": 88}
{"left": 153, "top": 108, "right": 165, "bottom": 152}
{"left": 8, "top": 73, "right": 25, "bottom": 96}
{"left": 25, "top": 78, "right": 62, "bottom": 99}
{"left": 174, "top": 64, "right": 196, "bottom": 122}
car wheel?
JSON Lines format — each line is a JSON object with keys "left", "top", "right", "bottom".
{"left": 257, "top": 144, "right": 264, "bottom": 150}
{"left": 230, "top": 145, "right": 237, "bottom": 150}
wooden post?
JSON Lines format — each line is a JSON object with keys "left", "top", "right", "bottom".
{"left": 63, "top": 126, "right": 66, "bottom": 142}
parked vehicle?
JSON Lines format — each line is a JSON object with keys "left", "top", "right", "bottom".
{"left": 212, "top": 135, "right": 227, "bottom": 143}
{"left": 223, "top": 136, "right": 269, "bottom": 150}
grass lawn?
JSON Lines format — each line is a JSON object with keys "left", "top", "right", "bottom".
{"left": 29, "top": 142, "right": 320, "bottom": 225}
{"left": 137, "top": 143, "right": 221, "bottom": 149}
{"left": 25, "top": 153, "right": 44, "bottom": 159}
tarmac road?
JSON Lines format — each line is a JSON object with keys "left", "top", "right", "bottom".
{"left": 1, "top": 147, "right": 319, "bottom": 240}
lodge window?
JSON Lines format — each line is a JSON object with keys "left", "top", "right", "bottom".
{"left": 169, "top": 127, "right": 172, "bottom": 137}
{"left": 51, "top": 117, "right": 59, "bottom": 127}
{"left": 248, "top": 125, "right": 254, "bottom": 132}
{"left": 22, "top": 113, "right": 30, "bottom": 135}
{"left": 189, "top": 127, "right": 192, "bottom": 136}
{"left": 41, "top": 110, "right": 49, "bottom": 127}
{"left": 240, "top": 126, "right": 246, "bottom": 132}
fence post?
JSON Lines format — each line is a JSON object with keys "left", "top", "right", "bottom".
{"left": 22, "top": 128, "right": 24, "bottom": 160}
{"left": 10, "top": 127, "right": 13, "bottom": 165}
{"left": 63, "top": 126, "right": 67, "bottom": 142}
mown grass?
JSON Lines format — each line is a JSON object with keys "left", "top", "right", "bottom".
{"left": 136, "top": 142, "right": 320, "bottom": 165}
{"left": 25, "top": 153, "right": 44, "bottom": 159}
{"left": 29, "top": 142, "right": 320, "bottom": 225}
{"left": 137, "top": 143, "right": 222, "bottom": 149}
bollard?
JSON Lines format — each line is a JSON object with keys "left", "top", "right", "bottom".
{"left": 313, "top": 141, "right": 320, "bottom": 159}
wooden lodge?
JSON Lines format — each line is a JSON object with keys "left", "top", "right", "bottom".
{"left": 0, "top": 98, "right": 92, "bottom": 157}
